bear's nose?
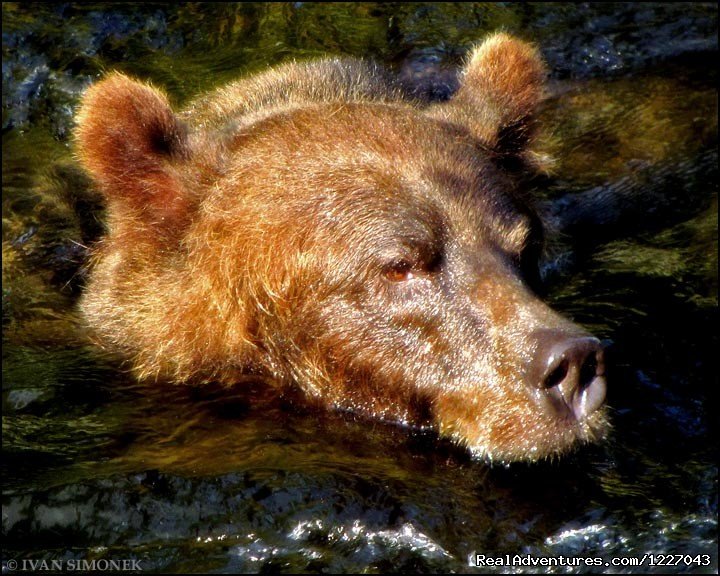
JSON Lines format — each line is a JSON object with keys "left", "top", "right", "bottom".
{"left": 529, "top": 331, "right": 607, "bottom": 421}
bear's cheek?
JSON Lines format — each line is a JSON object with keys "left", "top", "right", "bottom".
{"left": 300, "top": 266, "right": 608, "bottom": 459}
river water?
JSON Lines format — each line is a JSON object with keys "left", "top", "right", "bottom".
{"left": 2, "top": 3, "right": 717, "bottom": 573}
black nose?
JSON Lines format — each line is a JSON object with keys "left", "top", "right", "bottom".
{"left": 529, "top": 331, "right": 606, "bottom": 420}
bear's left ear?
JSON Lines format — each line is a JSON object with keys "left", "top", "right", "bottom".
{"left": 75, "top": 73, "right": 191, "bottom": 227}
{"left": 437, "top": 33, "right": 547, "bottom": 166}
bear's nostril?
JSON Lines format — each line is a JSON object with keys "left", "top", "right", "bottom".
{"left": 543, "top": 359, "right": 569, "bottom": 390}
{"left": 579, "top": 354, "right": 598, "bottom": 391}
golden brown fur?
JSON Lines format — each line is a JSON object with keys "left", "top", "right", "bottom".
{"left": 75, "top": 33, "right": 608, "bottom": 463}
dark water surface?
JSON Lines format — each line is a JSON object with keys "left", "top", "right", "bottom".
{"left": 2, "top": 3, "right": 717, "bottom": 573}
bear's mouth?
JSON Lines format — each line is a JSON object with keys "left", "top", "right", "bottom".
{"left": 464, "top": 407, "right": 611, "bottom": 464}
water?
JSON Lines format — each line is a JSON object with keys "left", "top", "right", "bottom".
{"left": 2, "top": 3, "right": 717, "bottom": 573}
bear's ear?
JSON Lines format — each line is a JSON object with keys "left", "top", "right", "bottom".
{"left": 75, "top": 73, "right": 191, "bottom": 225}
{"left": 440, "top": 33, "right": 547, "bottom": 165}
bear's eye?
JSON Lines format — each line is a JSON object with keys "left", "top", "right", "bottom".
{"left": 381, "top": 252, "right": 443, "bottom": 282}
{"left": 515, "top": 234, "right": 544, "bottom": 294}
{"left": 383, "top": 260, "right": 415, "bottom": 282}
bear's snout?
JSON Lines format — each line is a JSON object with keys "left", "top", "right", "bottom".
{"left": 529, "top": 332, "right": 607, "bottom": 421}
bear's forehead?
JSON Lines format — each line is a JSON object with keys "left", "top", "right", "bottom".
{"left": 218, "top": 102, "right": 515, "bottom": 202}
{"left": 222, "top": 102, "right": 487, "bottom": 170}
{"left": 203, "top": 102, "right": 533, "bottom": 254}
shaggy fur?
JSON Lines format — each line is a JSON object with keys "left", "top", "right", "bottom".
{"left": 75, "top": 33, "right": 608, "bottom": 463}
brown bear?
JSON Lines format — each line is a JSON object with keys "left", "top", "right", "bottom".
{"left": 74, "top": 33, "right": 607, "bottom": 463}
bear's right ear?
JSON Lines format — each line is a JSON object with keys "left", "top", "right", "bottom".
{"left": 75, "top": 73, "right": 191, "bottom": 225}
{"left": 437, "top": 33, "right": 547, "bottom": 167}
